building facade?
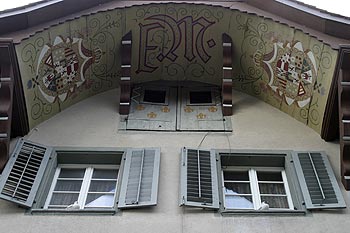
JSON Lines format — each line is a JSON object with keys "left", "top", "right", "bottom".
{"left": 0, "top": 1, "right": 349, "bottom": 232}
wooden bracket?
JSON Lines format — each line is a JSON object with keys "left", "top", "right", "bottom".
{"left": 337, "top": 45, "right": 350, "bottom": 190}
{"left": 0, "top": 41, "right": 14, "bottom": 171}
{"left": 119, "top": 31, "right": 132, "bottom": 115}
{"left": 222, "top": 33, "right": 233, "bottom": 116}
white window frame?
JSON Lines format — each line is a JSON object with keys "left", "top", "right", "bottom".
{"left": 222, "top": 166, "right": 294, "bottom": 211}
{"left": 44, "top": 164, "right": 119, "bottom": 210}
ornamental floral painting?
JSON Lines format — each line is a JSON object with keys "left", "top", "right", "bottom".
{"left": 15, "top": 3, "right": 337, "bottom": 134}
{"left": 16, "top": 10, "right": 122, "bottom": 129}
{"left": 230, "top": 12, "right": 335, "bottom": 133}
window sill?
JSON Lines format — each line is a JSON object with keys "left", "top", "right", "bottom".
{"left": 29, "top": 208, "right": 118, "bottom": 215}
{"left": 220, "top": 209, "right": 306, "bottom": 216}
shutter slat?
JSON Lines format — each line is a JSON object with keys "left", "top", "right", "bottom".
{"left": 180, "top": 148, "right": 219, "bottom": 209}
{"left": 292, "top": 151, "right": 346, "bottom": 209}
{"left": 118, "top": 148, "right": 160, "bottom": 208}
{"left": 0, "top": 139, "right": 53, "bottom": 208}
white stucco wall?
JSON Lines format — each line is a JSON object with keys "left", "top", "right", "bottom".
{"left": 1, "top": 88, "right": 350, "bottom": 233}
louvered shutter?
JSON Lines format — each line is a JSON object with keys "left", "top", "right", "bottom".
{"left": 118, "top": 148, "right": 160, "bottom": 208}
{"left": 180, "top": 148, "right": 219, "bottom": 209}
{"left": 292, "top": 151, "right": 346, "bottom": 209}
{"left": 0, "top": 139, "right": 53, "bottom": 208}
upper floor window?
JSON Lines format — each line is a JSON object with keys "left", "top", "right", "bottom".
{"left": 45, "top": 165, "right": 119, "bottom": 210}
{"left": 223, "top": 168, "right": 294, "bottom": 210}
{"left": 0, "top": 139, "right": 161, "bottom": 214}
{"left": 179, "top": 148, "right": 346, "bottom": 213}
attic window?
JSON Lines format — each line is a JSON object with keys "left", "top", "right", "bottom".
{"left": 142, "top": 89, "right": 167, "bottom": 105}
{"left": 189, "top": 91, "right": 213, "bottom": 105}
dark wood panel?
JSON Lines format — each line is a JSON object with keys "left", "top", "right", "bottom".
{"left": 0, "top": 39, "right": 28, "bottom": 171}
{"left": 0, "top": 42, "right": 14, "bottom": 171}
{"left": 222, "top": 33, "right": 233, "bottom": 116}
{"left": 119, "top": 31, "right": 132, "bottom": 115}
{"left": 337, "top": 45, "right": 350, "bottom": 190}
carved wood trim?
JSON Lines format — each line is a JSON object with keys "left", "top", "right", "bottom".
{"left": 119, "top": 31, "right": 132, "bottom": 115}
{"left": 0, "top": 40, "right": 14, "bottom": 171}
{"left": 222, "top": 33, "right": 233, "bottom": 116}
{"left": 337, "top": 45, "right": 350, "bottom": 190}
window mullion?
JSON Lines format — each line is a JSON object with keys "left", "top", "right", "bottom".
{"left": 281, "top": 170, "right": 294, "bottom": 210}
{"left": 79, "top": 167, "right": 93, "bottom": 209}
{"left": 221, "top": 170, "right": 226, "bottom": 209}
{"left": 249, "top": 169, "right": 260, "bottom": 210}
{"left": 44, "top": 167, "right": 61, "bottom": 209}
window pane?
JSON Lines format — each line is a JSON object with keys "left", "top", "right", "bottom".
{"left": 189, "top": 91, "right": 212, "bottom": 104}
{"left": 260, "top": 196, "right": 289, "bottom": 209}
{"left": 85, "top": 194, "right": 114, "bottom": 207}
{"left": 257, "top": 171, "right": 282, "bottom": 181}
{"left": 88, "top": 181, "right": 116, "bottom": 192}
{"left": 259, "top": 183, "right": 286, "bottom": 194}
{"left": 50, "top": 193, "right": 79, "bottom": 206}
{"left": 59, "top": 168, "right": 85, "bottom": 178}
{"left": 143, "top": 90, "right": 166, "bottom": 103}
{"left": 54, "top": 180, "right": 82, "bottom": 191}
{"left": 224, "top": 171, "right": 249, "bottom": 181}
{"left": 225, "top": 183, "right": 251, "bottom": 194}
{"left": 225, "top": 195, "right": 254, "bottom": 209}
{"left": 92, "top": 169, "right": 118, "bottom": 179}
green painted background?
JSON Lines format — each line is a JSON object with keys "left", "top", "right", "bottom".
{"left": 15, "top": 3, "right": 337, "bottom": 134}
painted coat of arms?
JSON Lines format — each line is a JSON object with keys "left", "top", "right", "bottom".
{"left": 35, "top": 36, "right": 97, "bottom": 103}
{"left": 258, "top": 41, "right": 317, "bottom": 107}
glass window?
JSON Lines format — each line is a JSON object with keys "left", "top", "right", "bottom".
{"left": 45, "top": 166, "right": 119, "bottom": 210}
{"left": 223, "top": 168, "right": 294, "bottom": 210}
{"left": 223, "top": 171, "right": 253, "bottom": 209}
{"left": 189, "top": 91, "right": 213, "bottom": 104}
{"left": 143, "top": 90, "right": 167, "bottom": 104}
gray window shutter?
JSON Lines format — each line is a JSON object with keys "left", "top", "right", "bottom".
{"left": 180, "top": 148, "right": 219, "bottom": 209}
{"left": 292, "top": 151, "right": 346, "bottom": 209}
{"left": 118, "top": 148, "right": 160, "bottom": 208}
{"left": 0, "top": 138, "right": 53, "bottom": 208}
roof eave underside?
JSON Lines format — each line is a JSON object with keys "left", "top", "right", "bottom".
{"left": 0, "top": 0, "right": 349, "bottom": 48}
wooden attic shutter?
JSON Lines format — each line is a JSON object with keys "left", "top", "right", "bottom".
{"left": 0, "top": 139, "right": 53, "bottom": 208}
{"left": 292, "top": 151, "right": 346, "bottom": 209}
{"left": 118, "top": 148, "right": 160, "bottom": 208}
{"left": 180, "top": 148, "right": 219, "bottom": 209}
